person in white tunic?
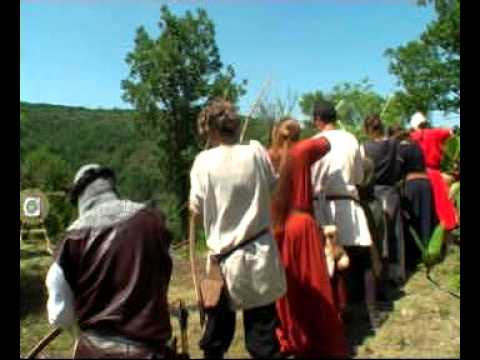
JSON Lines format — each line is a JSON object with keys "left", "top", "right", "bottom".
{"left": 310, "top": 101, "right": 382, "bottom": 329}
{"left": 189, "top": 98, "right": 286, "bottom": 359}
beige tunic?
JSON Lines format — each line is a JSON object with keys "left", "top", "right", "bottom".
{"left": 311, "top": 129, "right": 372, "bottom": 247}
{"left": 189, "top": 140, "right": 286, "bottom": 310}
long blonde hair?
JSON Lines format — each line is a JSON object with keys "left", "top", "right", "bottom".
{"left": 268, "top": 117, "right": 301, "bottom": 172}
{"left": 269, "top": 117, "right": 301, "bottom": 237}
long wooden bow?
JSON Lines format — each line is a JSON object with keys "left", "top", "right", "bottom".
{"left": 25, "top": 327, "right": 62, "bottom": 359}
{"left": 239, "top": 78, "right": 272, "bottom": 143}
{"left": 188, "top": 213, "right": 206, "bottom": 328}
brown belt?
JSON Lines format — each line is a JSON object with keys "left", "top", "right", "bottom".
{"left": 405, "top": 172, "right": 429, "bottom": 181}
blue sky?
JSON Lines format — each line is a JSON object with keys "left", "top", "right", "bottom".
{"left": 20, "top": 0, "right": 459, "bottom": 126}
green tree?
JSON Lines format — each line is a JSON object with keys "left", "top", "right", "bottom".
{"left": 21, "top": 146, "right": 72, "bottom": 191}
{"left": 21, "top": 147, "right": 75, "bottom": 241}
{"left": 299, "top": 79, "right": 386, "bottom": 139}
{"left": 121, "top": 6, "right": 246, "bottom": 237}
{"left": 299, "top": 90, "right": 328, "bottom": 120}
{"left": 385, "top": 0, "right": 459, "bottom": 113}
{"left": 328, "top": 79, "right": 385, "bottom": 125}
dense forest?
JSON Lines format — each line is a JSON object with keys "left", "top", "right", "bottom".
{"left": 20, "top": 101, "right": 278, "bottom": 242}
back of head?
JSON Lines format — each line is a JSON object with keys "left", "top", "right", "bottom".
{"left": 388, "top": 124, "right": 410, "bottom": 141}
{"left": 313, "top": 101, "right": 337, "bottom": 124}
{"left": 363, "top": 114, "right": 384, "bottom": 138}
{"left": 273, "top": 117, "right": 301, "bottom": 146}
{"left": 70, "top": 164, "right": 117, "bottom": 206}
{"left": 197, "top": 97, "right": 240, "bottom": 144}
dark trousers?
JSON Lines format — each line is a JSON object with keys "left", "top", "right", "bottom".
{"left": 199, "top": 291, "right": 282, "bottom": 359}
{"left": 343, "top": 246, "right": 372, "bottom": 304}
{"left": 403, "top": 179, "right": 439, "bottom": 269}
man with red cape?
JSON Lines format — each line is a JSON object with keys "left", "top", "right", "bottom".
{"left": 409, "top": 112, "right": 458, "bottom": 231}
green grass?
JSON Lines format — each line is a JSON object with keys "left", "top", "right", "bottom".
{"left": 21, "top": 237, "right": 460, "bottom": 358}
{"left": 355, "top": 245, "right": 460, "bottom": 358}
{"left": 20, "top": 240, "right": 75, "bottom": 357}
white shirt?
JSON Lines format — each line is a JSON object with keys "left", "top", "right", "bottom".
{"left": 311, "top": 129, "right": 372, "bottom": 247}
{"left": 190, "top": 140, "right": 286, "bottom": 310}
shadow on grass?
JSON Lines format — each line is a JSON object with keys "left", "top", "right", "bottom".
{"left": 20, "top": 266, "right": 48, "bottom": 320}
{"left": 345, "top": 268, "right": 416, "bottom": 356}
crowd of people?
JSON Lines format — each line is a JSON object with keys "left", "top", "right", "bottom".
{"left": 43, "top": 98, "right": 458, "bottom": 359}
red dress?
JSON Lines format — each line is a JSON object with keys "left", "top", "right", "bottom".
{"left": 273, "top": 137, "right": 349, "bottom": 358}
{"left": 410, "top": 129, "right": 458, "bottom": 230}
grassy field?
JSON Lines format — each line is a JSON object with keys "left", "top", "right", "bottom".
{"left": 20, "top": 237, "right": 460, "bottom": 358}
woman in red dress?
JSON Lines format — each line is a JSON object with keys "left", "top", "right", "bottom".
{"left": 409, "top": 112, "right": 458, "bottom": 231}
{"left": 271, "top": 119, "right": 349, "bottom": 358}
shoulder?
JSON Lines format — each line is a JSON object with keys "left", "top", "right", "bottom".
{"left": 309, "top": 135, "right": 331, "bottom": 149}
{"left": 344, "top": 130, "right": 360, "bottom": 144}
{"left": 410, "top": 130, "right": 420, "bottom": 138}
{"left": 68, "top": 199, "right": 145, "bottom": 231}
{"left": 193, "top": 149, "right": 212, "bottom": 163}
{"left": 248, "top": 140, "right": 267, "bottom": 152}
{"left": 432, "top": 127, "right": 452, "bottom": 137}
{"left": 248, "top": 140, "right": 270, "bottom": 159}
{"left": 191, "top": 149, "right": 213, "bottom": 173}
{"left": 130, "top": 206, "right": 169, "bottom": 231}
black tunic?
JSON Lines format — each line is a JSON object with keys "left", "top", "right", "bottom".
{"left": 364, "top": 138, "right": 403, "bottom": 186}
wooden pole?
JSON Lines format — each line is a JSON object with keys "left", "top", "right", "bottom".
{"left": 239, "top": 78, "right": 272, "bottom": 143}
{"left": 380, "top": 94, "right": 394, "bottom": 119}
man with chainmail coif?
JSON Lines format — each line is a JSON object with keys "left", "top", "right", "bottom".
{"left": 45, "top": 164, "right": 176, "bottom": 358}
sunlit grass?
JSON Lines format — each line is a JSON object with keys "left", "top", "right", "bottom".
{"left": 21, "top": 238, "right": 459, "bottom": 358}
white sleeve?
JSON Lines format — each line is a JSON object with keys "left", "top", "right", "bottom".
{"left": 45, "top": 262, "right": 76, "bottom": 329}
{"left": 189, "top": 155, "right": 205, "bottom": 215}
{"left": 252, "top": 140, "right": 278, "bottom": 190}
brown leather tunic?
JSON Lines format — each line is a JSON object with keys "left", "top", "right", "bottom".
{"left": 54, "top": 207, "right": 173, "bottom": 348}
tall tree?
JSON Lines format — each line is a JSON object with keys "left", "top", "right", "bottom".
{"left": 300, "top": 79, "right": 385, "bottom": 127}
{"left": 122, "top": 6, "right": 246, "bottom": 237}
{"left": 299, "top": 79, "right": 393, "bottom": 140}
{"left": 385, "top": 0, "right": 459, "bottom": 113}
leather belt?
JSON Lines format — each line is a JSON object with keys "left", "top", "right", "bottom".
{"left": 215, "top": 228, "right": 270, "bottom": 262}
{"left": 313, "top": 194, "right": 360, "bottom": 203}
{"left": 405, "top": 172, "right": 429, "bottom": 181}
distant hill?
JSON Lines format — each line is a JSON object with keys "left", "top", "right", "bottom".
{"left": 20, "top": 102, "right": 139, "bottom": 171}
